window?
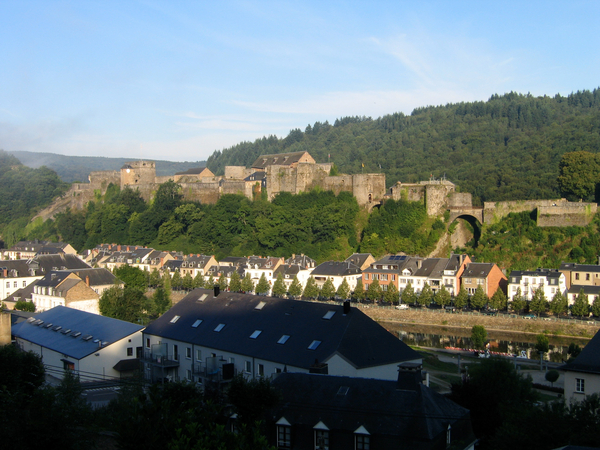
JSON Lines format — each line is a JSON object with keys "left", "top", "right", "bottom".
{"left": 586, "top": 274, "right": 591, "bottom": 281}
{"left": 173, "top": 345, "right": 179, "bottom": 361}
{"left": 186, "top": 347, "right": 192, "bottom": 359}
{"left": 258, "top": 364, "right": 264, "bottom": 377}
{"left": 315, "top": 429, "right": 329, "bottom": 450}
{"left": 214, "top": 324, "right": 225, "bottom": 332}
{"left": 364, "top": 273, "right": 369, "bottom": 281}
{"left": 196, "top": 349, "right": 202, "bottom": 361}
{"left": 278, "top": 335, "right": 290, "bottom": 344}
{"left": 13, "top": 281, "right": 17, "bottom": 288}
{"left": 308, "top": 340, "right": 321, "bottom": 350}
{"left": 477, "top": 279, "right": 484, "bottom": 285}
{"left": 245, "top": 361, "right": 252, "bottom": 373}
{"left": 250, "top": 330, "right": 262, "bottom": 339}
{"left": 146, "top": 338, "right": 150, "bottom": 348}
{"left": 382, "top": 274, "right": 388, "bottom": 281}
{"left": 192, "top": 319, "right": 203, "bottom": 327}
{"left": 576, "top": 273, "right": 580, "bottom": 280}
{"left": 382, "top": 284, "right": 388, "bottom": 291}
{"left": 5, "top": 282, "right": 9, "bottom": 288}
{"left": 576, "top": 378, "right": 585, "bottom": 393}
{"left": 22, "top": 281, "right": 26, "bottom": 287}
{"left": 63, "top": 360, "right": 75, "bottom": 371}
{"left": 356, "top": 434, "right": 370, "bottom": 450}
{"left": 127, "top": 347, "right": 133, "bottom": 356}
{"left": 186, "top": 370, "right": 192, "bottom": 381}
{"left": 392, "top": 274, "right": 396, "bottom": 281}
{"left": 364, "top": 284, "right": 369, "bottom": 290}
{"left": 323, "top": 311, "right": 335, "bottom": 320}
{"left": 277, "top": 425, "right": 291, "bottom": 449}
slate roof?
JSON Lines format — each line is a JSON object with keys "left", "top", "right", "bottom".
{"left": 562, "top": 329, "right": 600, "bottom": 375}
{"left": 463, "top": 263, "right": 496, "bottom": 279}
{"left": 32, "top": 254, "right": 91, "bottom": 271}
{"left": 269, "top": 372, "right": 472, "bottom": 443}
{"left": 174, "top": 167, "right": 210, "bottom": 175}
{"left": 65, "top": 268, "right": 120, "bottom": 286}
{"left": 274, "top": 264, "right": 301, "bottom": 278}
{"left": 559, "top": 263, "right": 600, "bottom": 274}
{"left": 285, "top": 254, "right": 316, "bottom": 269}
{"left": 0, "top": 259, "right": 39, "bottom": 278}
{"left": 413, "top": 258, "right": 448, "bottom": 279}
{"left": 219, "top": 256, "right": 248, "bottom": 267}
{"left": 567, "top": 285, "right": 600, "bottom": 296}
{"left": 345, "top": 253, "right": 374, "bottom": 270}
{"left": 143, "top": 289, "right": 421, "bottom": 371}
{"left": 311, "top": 261, "right": 361, "bottom": 277}
{"left": 444, "top": 254, "right": 468, "bottom": 272}
{"left": 509, "top": 268, "right": 563, "bottom": 281}
{"left": 12, "top": 306, "right": 144, "bottom": 360}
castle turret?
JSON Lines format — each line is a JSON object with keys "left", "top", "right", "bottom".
{"left": 120, "top": 161, "right": 156, "bottom": 188}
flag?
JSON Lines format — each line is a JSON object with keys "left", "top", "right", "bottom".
{"left": 362, "top": 163, "right": 364, "bottom": 168}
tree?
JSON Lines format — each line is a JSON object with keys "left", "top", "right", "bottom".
{"left": 489, "top": 288, "right": 507, "bottom": 311}
{"left": 353, "top": 278, "right": 365, "bottom": 302}
{"left": 229, "top": 271, "right": 242, "bottom": 293}
{"left": 288, "top": 276, "right": 303, "bottom": 299}
{"left": 114, "top": 265, "right": 147, "bottom": 291}
{"left": 320, "top": 278, "right": 336, "bottom": 300}
{"left": 240, "top": 273, "right": 254, "bottom": 293}
{"left": 470, "top": 284, "right": 488, "bottom": 310}
{"left": 449, "top": 357, "right": 538, "bottom": 444}
{"left": 568, "top": 343, "right": 582, "bottom": 360}
{"left": 572, "top": 288, "right": 590, "bottom": 317}
{"left": 557, "top": 151, "right": 600, "bottom": 200}
{"left": 206, "top": 274, "right": 215, "bottom": 289}
{"left": 550, "top": 291, "right": 568, "bottom": 316}
{"left": 510, "top": 288, "right": 526, "bottom": 313}
{"left": 592, "top": 296, "right": 600, "bottom": 317}
{"left": 99, "top": 286, "right": 148, "bottom": 323}
{"left": 417, "top": 282, "right": 432, "bottom": 307}
{"left": 181, "top": 273, "right": 194, "bottom": 291}
{"left": 433, "top": 284, "right": 451, "bottom": 307}
{"left": 383, "top": 282, "right": 399, "bottom": 304}
{"left": 535, "top": 334, "right": 550, "bottom": 369}
{"left": 152, "top": 286, "right": 171, "bottom": 316}
{"left": 272, "top": 273, "right": 287, "bottom": 297}
{"left": 303, "top": 276, "right": 319, "bottom": 299}
{"left": 529, "top": 288, "right": 548, "bottom": 316}
{"left": 227, "top": 374, "right": 281, "bottom": 427}
{"left": 171, "top": 270, "right": 183, "bottom": 291}
{"left": 336, "top": 278, "right": 350, "bottom": 300}
{"left": 454, "top": 286, "right": 469, "bottom": 309}
{"left": 149, "top": 268, "right": 162, "bottom": 288}
{"left": 471, "top": 325, "right": 487, "bottom": 350}
{"left": 14, "top": 300, "right": 35, "bottom": 312}
{"left": 545, "top": 370, "right": 559, "bottom": 387}
{"left": 193, "top": 272, "right": 206, "bottom": 289}
{"left": 255, "top": 273, "right": 270, "bottom": 296}
{"left": 366, "top": 278, "right": 382, "bottom": 302}
{"left": 217, "top": 273, "right": 228, "bottom": 291}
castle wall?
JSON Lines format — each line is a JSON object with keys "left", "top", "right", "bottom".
{"left": 483, "top": 199, "right": 564, "bottom": 225}
{"left": 225, "top": 166, "right": 254, "bottom": 179}
{"left": 537, "top": 203, "right": 597, "bottom": 227}
{"left": 352, "top": 174, "right": 386, "bottom": 207}
{"left": 323, "top": 175, "right": 354, "bottom": 196}
{"left": 180, "top": 182, "right": 222, "bottom": 205}
{"left": 388, "top": 183, "right": 426, "bottom": 203}
{"left": 448, "top": 192, "right": 472, "bottom": 208}
{"left": 220, "top": 180, "right": 254, "bottom": 199}
{"left": 424, "top": 182, "right": 455, "bottom": 216}
{"left": 121, "top": 161, "right": 156, "bottom": 188}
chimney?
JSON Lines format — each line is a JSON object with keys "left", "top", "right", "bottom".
{"left": 343, "top": 300, "right": 351, "bottom": 315}
{"left": 397, "top": 362, "right": 424, "bottom": 391}
{"left": 214, "top": 285, "right": 220, "bottom": 297}
{"left": 309, "top": 359, "right": 328, "bottom": 374}
{"left": 459, "top": 254, "right": 464, "bottom": 265}
{"left": 117, "top": 245, "right": 121, "bottom": 251}
{"left": 417, "top": 260, "right": 422, "bottom": 269}
{"left": 2, "top": 269, "right": 6, "bottom": 277}
{"left": 86, "top": 276, "right": 90, "bottom": 287}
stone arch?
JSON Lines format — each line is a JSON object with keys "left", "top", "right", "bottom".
{"left": 449, "top": 213, "right": 482, "bottom": 248}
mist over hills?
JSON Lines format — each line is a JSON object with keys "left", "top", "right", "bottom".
{"left": 7, "top": 151, "right": 207, "bottom": 183}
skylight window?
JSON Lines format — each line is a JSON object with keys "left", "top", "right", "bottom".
{"left": 249, "top": 330, "right": 262, "bottom": 339}
{"left": 214, "top": 323, "right": 225, "bottom": 332}
{"left": 199, "top": 294, "right": 208, "bottom": 302}
{"left": 323, "top": 311, "right": 336, "bottom": 320}
{"left": 337, "top": 386, "right": 349, "bottom": 395}
{"left": 170, "top": 315, "right": 180, "bottom": 323}
{"left": 308, "top": 340, "right": 321, "bottom": 350}
{"left": 82, "top": 335, "right": 93, "bottom": 341}
{"left": 255, "top": 301, "right": 266, "bottom": 310}
{"left": 61, "top": 329, "right": 71, "bottom": 334}
{"left": 277, "top": 335, "right": 290, "bottom": 344}
{"left": 71, "top": 331, "right": 81, "bottom": 338}
{"left": 192, "top": 319, "right": 203, "bottom": 328}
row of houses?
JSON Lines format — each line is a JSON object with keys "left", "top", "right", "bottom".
{"left": 9, "top": 291, "right": 477, "bottom": 450}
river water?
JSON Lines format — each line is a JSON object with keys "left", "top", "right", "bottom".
{"left": 379, "top": 321, "right": 591, "bottom": 363}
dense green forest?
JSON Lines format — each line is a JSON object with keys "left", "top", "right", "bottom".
{"left": 207, "top": 89, "right": 600, "bottom": 205}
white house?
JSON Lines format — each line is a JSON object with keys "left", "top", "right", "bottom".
{"left": 12, "top": 306, "right": 144, "bottom": 382}
{"left": 562, "top": 329, "right": 600, "bottom": 403}
{"left": 141, "top": 289, "right": 422, "bottom": 384}
{"left": 507, "top": 269, "right": 567, "bottom": 301}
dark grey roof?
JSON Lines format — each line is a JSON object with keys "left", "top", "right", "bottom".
{"left": 269, "top": 373, "right": 472, "bottom": 442}
{"left": 413, "top": 258, "right": 448, "bottom": 279}
{"left": 509, "top": 268, "right": 563, "bottom": 281}
{"left": 567, "top": 285, "right": 600, "bottom": 295}
{"left": 12, "top": 306, "right": 143, "bottom": 360}
{"left": 560, "top": 263, "right": 600, "bottom": 273}
{"left": 345, "top": 253, "right": 373, "bottom": 268}
{"left": 143, "top": 289, "right": 420, "bottom": 370}
{"left": 463, "top": 263, "right": 495, "bottom": 278}
{"left": 274, "top": 264, "right": 301, "bottom": 278}
{"left": 444, "top": 254, "right": 468, "bottom": 272}
{"left": 219, "top": 256, "right": 248, "bottom": 266}
{"left": 0, "top": 259, "right": 39, "bottom": 278}
{"left": 65, "top": 268, "right": 120, "bottom": 286}
{"left": 33, "top": 254, "right": 91, "bottom": 271}
{"left": 174, "top": 167, "right": 208, "bottom": 175}
{"left": 562, "top": 329, "right": 600, "bottom": 375}
{"left": 285, "top": 254, "right": 316, "bottom": 269}
{"left": 311, "top": 261, "right": 361, "bottom": 277}
{"left": 36, "top": 271, "right": 74, "bottom": 288}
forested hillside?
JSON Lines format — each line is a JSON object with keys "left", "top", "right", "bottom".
{"left": 0, "top": 150, "right": 69, "bottom": 245}
{"left": 207, "top": 89, "right": 600, "bottom": 205}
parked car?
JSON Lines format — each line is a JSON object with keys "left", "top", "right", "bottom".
{"left": 395, "top": 304, "right": 409, "bottom": 310}
{"left": 523, "top": 314, "right": 536, "bottom": 319}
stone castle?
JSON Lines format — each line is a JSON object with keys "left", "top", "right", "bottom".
{"left": 34, "top": 151, "right": 597, "bottom": 228}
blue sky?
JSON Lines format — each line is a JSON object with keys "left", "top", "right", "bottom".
{"left": 1, "top": 1, "right": 599, "bottom": 162}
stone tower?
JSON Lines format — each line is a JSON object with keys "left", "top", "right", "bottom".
{"left": 120, "top": 161, "right": 156, "bottom": 189}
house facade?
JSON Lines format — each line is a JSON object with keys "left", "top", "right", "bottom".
{"left": 462, "top": 262, "right": 507, "bottom": 298}
{"left": 141, "top": 289, "right": 422, "bottom": 384}
{"left": 507, "top": 268, "right": 566, "bottom": 301}
{"left": 559, "top": 262, "right": 600, "bottom": 289}
{"left": 12, "top": 306, "right": 144, "bottom": 382}
{"left": 30, "top": 271, "right": 100, "bottom": 314}
{"left": 562, "top": 329, "right": 600, "bottom": 403}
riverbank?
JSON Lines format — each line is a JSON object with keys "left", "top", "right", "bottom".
{"left": 360, "top": 306, "right": 598, "bottom": 341}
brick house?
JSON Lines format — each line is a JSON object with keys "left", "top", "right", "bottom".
{"left": 461, "top": 262, "right": 507, "bottom": 298}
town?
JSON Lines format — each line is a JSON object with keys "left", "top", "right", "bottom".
{"left": 2, "top": 236, "right": 600, "bottom": 449}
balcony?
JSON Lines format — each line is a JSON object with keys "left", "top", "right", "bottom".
{"left": 141, "top": 350, "right": 180, "bottom": 368}
{"left": 192, "top": 357, "right": 237, "bottom": 382}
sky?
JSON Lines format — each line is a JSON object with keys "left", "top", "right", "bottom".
{"left": 1, "top": 1, "right": 599, "bottom": 162}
